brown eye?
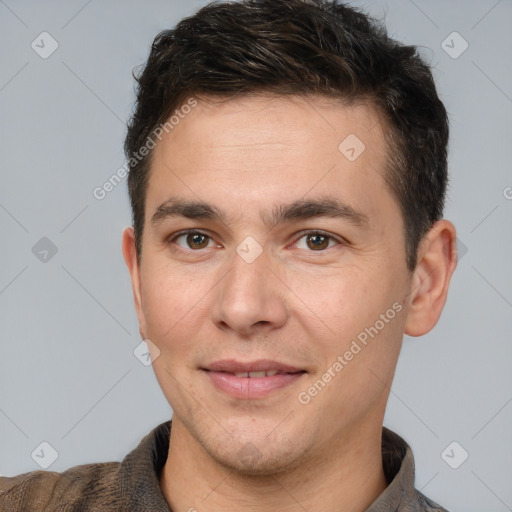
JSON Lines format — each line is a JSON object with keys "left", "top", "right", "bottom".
{"left": 172, "top": 231, "right": 214, "bottom": 250}
{"left": 186, "top": 232, "right": 210, "bottom": 249}
{"left": 295, "top": 231, "right": 339, "bottom": 251}
{"left": 306, "top": 233, "right": 329, "bottom": 250}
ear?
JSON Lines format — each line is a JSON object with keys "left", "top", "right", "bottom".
{"left": 121, "top": 226, "right": 147, "bottom": 340}
{"left": 404, "top": 220, "right": 458, "bottom": 337}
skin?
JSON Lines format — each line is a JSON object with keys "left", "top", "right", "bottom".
{"left": 122, "top": 94, "right": 457, "bottom": 512}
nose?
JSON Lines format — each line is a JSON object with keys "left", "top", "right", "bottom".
{"left": 210, "top": 244, "right": 288, "bottom": 337}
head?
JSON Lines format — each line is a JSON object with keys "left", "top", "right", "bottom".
{"left": 122, "top": 0, "right": 456, "bottom": 475}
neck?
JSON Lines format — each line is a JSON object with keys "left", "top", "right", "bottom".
{"left": 159, "top": 418, "right": 388, "bottom": 512}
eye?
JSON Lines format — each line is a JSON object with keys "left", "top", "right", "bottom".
{"left": 167, "top": 229, "right": 343, "bottom": 253}
{"left": 294, "top": 231, "right": 340, "bottom": 251}
{"left": 170, "top": 230, "right": 217, "bottom": 250}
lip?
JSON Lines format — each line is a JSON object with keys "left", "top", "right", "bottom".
{"left": 203, "top": 359, "right": 304, "bottom": 374}
{"left": 202, "top": 359, "right": 307, "bottom": 400}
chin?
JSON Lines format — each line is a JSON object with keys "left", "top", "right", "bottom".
{"left": 200, "top": 422, "right": 311, "bottom": 477}
{"left": 210, "top": 443, "right": 305, "bottom": 477}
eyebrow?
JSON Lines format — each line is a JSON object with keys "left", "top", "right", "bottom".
{"left": 151, "top": 196, "right": 370, "bottom": 228}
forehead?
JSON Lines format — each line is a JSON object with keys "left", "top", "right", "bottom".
{"left": 146, "top": 93, "right": 395, "bottom": 227}
{"left": 163, "top": 93, "right": 386, "bottom": 148}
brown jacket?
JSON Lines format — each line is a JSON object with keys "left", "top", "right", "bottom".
{"left": 0, "top": 420, "right": 449, "bottom": 511}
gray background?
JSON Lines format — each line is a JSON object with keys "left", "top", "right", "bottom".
{"left": 1, "top": 0, "right": 511, "bottom": 510}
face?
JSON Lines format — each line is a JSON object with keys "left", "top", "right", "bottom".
{"left": 124, "top": 94, "right": 415, "bottom": 475}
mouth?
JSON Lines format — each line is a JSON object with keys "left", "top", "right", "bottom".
{"left": 214, "top": 369, "right": 306, "bottom": 378}
{"left": 201, "top": 360, "right": 307, "bottom": 399}
{"left": 202, "top": 358, "right": 306, "bottom": 374}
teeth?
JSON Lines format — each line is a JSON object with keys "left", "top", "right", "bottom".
{"left": 249, "top": 371, "right": 267, "bottom": 378}
{"left": 233, "top": 370, "right": 280, "bottom": 378}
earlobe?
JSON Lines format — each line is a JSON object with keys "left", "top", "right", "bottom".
{"left": 404, "top": 220, "right": 458, "bottom": 337}
{"left": 121, "top": 226, "right": 147, "bottom": 339}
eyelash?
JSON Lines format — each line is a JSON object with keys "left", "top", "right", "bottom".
{"left": 167, "top": 229, "right": 344, "bottom": 253}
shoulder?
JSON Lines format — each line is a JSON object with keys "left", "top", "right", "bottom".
{"left": 0, "top": 461, "right": 120, "bottom": 511}
{"left": 0, "top": 420, "right": 172, "bottom": 512}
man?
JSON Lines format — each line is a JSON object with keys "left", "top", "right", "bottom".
{"left": 0, "top": 0, "right": 457, "bottom": 510}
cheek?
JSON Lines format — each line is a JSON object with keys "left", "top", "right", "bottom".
{"left": 140, "top": 263, "right": 201, "bottom": 341}
{"left": 140, "top": 267, "right": 206, "bottom": 406}
{"left": 306, "top": 302, "right": 405, "bottom": 420}
{"left": 293, "top": 264, "right": 404, "bottom": 368}
{"left": 286, "top": 264, "right": 381, "bottom": 333}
